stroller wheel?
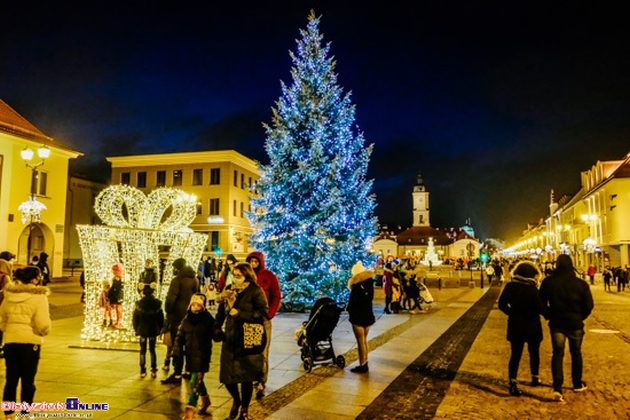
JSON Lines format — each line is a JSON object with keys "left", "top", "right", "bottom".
{"left": 335, "top": 355, "right": 346, "bottom": 368}
{"left": 303, "top": 357, "right": 313, "bottom": 373}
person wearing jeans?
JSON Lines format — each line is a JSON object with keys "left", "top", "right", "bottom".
{"left": 540, "top": 255, "right": 594, "bottom": 402}
{"left": 550, "top": 328, "right": 584, "bottom": 394}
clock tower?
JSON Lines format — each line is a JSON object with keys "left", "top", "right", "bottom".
{"left": 412, "top": 173, "right": 430, "bottom": 227}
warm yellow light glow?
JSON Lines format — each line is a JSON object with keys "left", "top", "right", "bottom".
{"left": 77, "top": 185, "right": 207, "bottom": 343}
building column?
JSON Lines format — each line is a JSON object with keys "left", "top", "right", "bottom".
{"left": 621, "top": 244, "right": 630, "bottom": 268}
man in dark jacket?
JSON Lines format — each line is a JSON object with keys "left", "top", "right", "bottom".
{"left": 246, "top": 251, "right": 281, "bottom": 399}
{"left": 162, "top": 258, "right": 198, "bottom": 384}
{"left": 539, "top": 254, "right": 594, "bottom": 402}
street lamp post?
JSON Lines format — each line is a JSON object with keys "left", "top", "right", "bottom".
{"left": 19, "top": 146, "right": 50, "bottom": 265}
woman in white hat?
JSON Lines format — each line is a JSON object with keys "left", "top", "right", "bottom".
{"left": 347, "top": 261, "right": 375, "bottom": 373}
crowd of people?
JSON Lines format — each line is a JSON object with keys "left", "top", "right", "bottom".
{"left": 153, "top": 252, "right": 281, "bottom": 420}
{"left": 380, "top": 256, "right": 435, "bottom": 315}
{"left": 0, "top": 248, "right": 612, "bottom": 416}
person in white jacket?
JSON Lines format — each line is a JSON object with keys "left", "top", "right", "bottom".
{"left": 0, "top": 266, "right": 51, "bottom": 418}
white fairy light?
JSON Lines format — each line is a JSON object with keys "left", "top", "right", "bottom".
{"left": 18, "top": 196, "right": 47, "bottom": 224}
{"left": 78, "top": 185, "right": 207, "bottom": 342}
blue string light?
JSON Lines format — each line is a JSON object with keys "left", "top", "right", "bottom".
{"left": 248, "top": 12, "right": 377, "bottom": 311}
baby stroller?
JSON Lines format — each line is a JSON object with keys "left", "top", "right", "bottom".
{"left": 296, "top": 297, "right": 346, "bottom": 372}
{"left": 418, "top": 282, "right": 434, "bottom": 305}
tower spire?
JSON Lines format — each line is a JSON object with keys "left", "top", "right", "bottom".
{"left": 412, "top": 172, "right": 429, "bottom": 227}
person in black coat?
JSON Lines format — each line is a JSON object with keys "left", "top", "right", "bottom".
{"left": 162, "top": 258, "right": 199, "bottom": 382}
{"left": 216, "top": 263, "right": 268, "bottom": 420}
{"left": 498, "top": 260, "right": 543, "bottom": 396}
{"left": 347, "top": 261, "right": 375, "bottom": 374}
{"left": 138, "top": 259, "right": 157, "bottom": 294}
{"left": 36, "top": 252, "right": 50, "bottom": 285}
{"left": 132, "top": 282, "right": 164, "bottom": 378}
{"left": 539, "top": 254, "right": 594, "bottom": 401}
{"left": 173, "top": 293, "right": 215, "bottom": 419}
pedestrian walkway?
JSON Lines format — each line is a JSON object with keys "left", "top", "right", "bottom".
{"left": 1, "top": 277, "right": 629, "bottom": 419}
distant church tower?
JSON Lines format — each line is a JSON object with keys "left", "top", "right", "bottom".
{"left": 412, "top": 173, "right": 430, "bottom": 227}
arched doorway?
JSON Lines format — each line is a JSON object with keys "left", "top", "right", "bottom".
{"left": 18, "top": 223, "right": 54, "bottom": 267}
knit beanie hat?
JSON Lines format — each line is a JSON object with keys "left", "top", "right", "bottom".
{"left": 112, "top": 263, "right": 124, "bottom": 277}
{"left": 140, "top": 282, "right": 157, "bottom": 295}
{"left": 189, "top": 293, "right": 207, "bottom": 310}
{"left": 173, "top": 258, "right": 187, "bottom": 271}
{"left": 351, "top": 261, "right": 366, "bottom": 277}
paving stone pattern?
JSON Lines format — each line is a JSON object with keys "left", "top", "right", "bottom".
{"left": 250, "top": 289, "right": 473, "bottom": 419}
{"left": 434, "top": 283, "right": 630, "bottom": 419}
{"left": 357, "top": 285, "right": 501, "bottom": 419}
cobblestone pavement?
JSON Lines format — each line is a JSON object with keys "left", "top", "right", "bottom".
{"left": 250, "top": 288, "right": 474, "bottom": 419}
{"left": 357, "top": 285, "right": 500, "bottom": 419}
{"left": 433, "top": 282, "right": 630, "bottom": 419}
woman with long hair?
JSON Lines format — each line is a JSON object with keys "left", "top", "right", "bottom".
{"left": 216, "top": 262, "right": 268, "bottom": 419}
{"left": 0, "top": 266, "right": 51, "bottom": 418}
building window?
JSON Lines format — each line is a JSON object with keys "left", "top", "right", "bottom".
{"left": 209, "top": 198, "right": 220, "bottom": 215}
{"left": 137, "top": 172, "right": 147, "bottom": 188}
{"left": 121, "top": 172, "right": 130, "bottom": 185}
{"left": 241, "top": 173, "right": 245, "bottom": 189}
{"left": 173, "top": 170, "right": 183, "bottom": 186}
{"left": 196, "top": 202, "right": 203, "bottom": 215}
{"left": 32, "top": 171, "right": 48, "bottom": 196}
{"left": 248, "top": 177, "right": 252, "bottom": 188}
{"left": 210, "top": 168, "right": 220, "bottom": 185}
{"left": 240, "top": 201, "right": 244, "bottom": 218}
{"left": 193, "top": 169, "right": 203, "bottom": 186}
{"left": 233, "top": 200, "right": 237, "bottom": 216}
{"left": 233, "top": 170, "right": 238, "bottom": 187}
{"left": 210, "top": 231, "right": 219, "bottom": 250}
{"left": 156, "top": 171, "right": 166, "bottom": 187}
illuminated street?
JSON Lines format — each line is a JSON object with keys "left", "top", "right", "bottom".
{"left": 1, "top": 275, "right": 628, "bottom": 419}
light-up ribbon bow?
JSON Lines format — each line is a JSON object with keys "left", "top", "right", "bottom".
{"left": 94, "top": 185, "right": 197, "bottom": 231}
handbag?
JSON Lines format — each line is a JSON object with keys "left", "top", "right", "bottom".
{"left": 236, "top": 318, "right": 267, "bottom": 356}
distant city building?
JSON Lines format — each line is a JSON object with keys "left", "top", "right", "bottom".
{"left": 0, "top": 99, "right": 82, "bottom": 275}
{"left": 64, "top": 176, "right": 107, "bottom": 267}
{"left": 372, "top": 172, "right": 479, "bottom": 260}
{"left": 506, "top": 151, "right": 630, "bottom": 269}
{"left": 107, "top": 150, "right": 260, "bottom": 259}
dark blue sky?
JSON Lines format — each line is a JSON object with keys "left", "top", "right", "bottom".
{"left": 2, "top": 1, "right": 629, "bottom": 242}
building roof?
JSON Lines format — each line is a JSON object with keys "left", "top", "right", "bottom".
{"left": 106, "top": 150, "right": 260, "bottom": 174}
{"left": 396, "top": 226, "right": 475, "bottom": 246}
{"left": 0, "top": 99, "right": 82, "bottom": 156}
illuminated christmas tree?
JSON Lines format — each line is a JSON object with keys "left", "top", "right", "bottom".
{"left": 249, "top": 12, "right": 377, "bottom": 310}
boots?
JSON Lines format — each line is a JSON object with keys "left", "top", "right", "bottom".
{"left": 182, "top": 406, "right": 195, "bottom": 420}
{"left": 509, "top": 380, "right": 522, "bottom": 396}
{"left": 198, "top": 395, "right": 211, "bottom": 414}
{"left": 350, "top": 362, "right": 369, "bottom": 373}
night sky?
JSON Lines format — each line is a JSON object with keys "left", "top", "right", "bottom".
{"left": 2, "top": 2, "right": 629, "bottom": 243}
